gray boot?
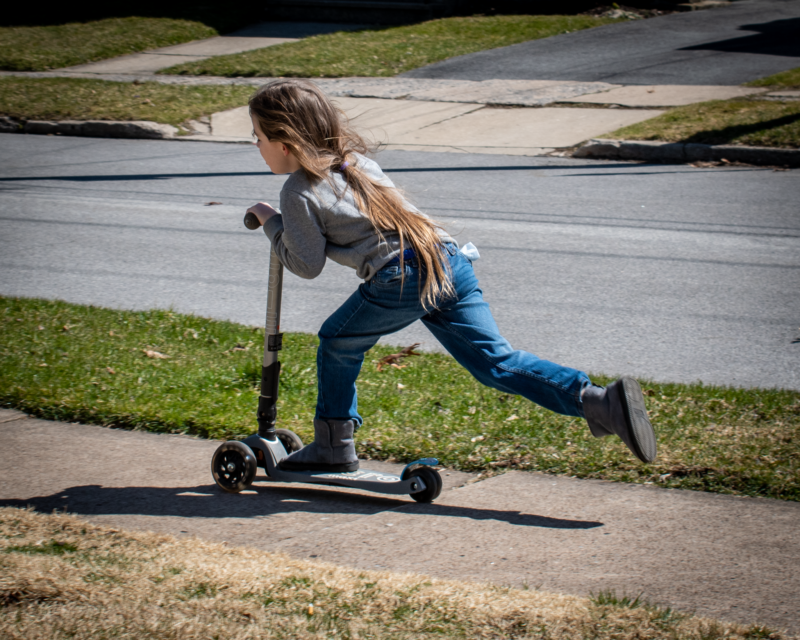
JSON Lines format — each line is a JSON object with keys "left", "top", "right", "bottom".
{"left": 582, "top": 376, "right": 657, "bottom": 463}
{"left": 278, "top": 418, "right": 359, "bottom": 472}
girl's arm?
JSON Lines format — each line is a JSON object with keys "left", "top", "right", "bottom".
{"left": 246, "top": 202, "right": 279, "bottom": 225}
{"left": 261, "top": 192, "right": 327, "bottom": 280}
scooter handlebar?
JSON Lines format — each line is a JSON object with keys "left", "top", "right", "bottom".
{"left": 243, "top": 211, "right": 261, "bottom": 230}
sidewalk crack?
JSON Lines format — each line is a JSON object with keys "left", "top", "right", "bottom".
{"left": 410, "top": 104, "right": 485, "bottom": 132}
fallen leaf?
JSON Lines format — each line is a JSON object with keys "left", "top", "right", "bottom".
{"left": 205, "top": 201, "right": 223, "bottom": 206}
{"left": 690, "top": 161, "right": 717, "bottom": 168}
{"left": 505, "top": 415, "right": 519, "bottom": 421}
{"left": 143, "top": 349, "right": 169, "bottom": 359}
{"left": 106, "top": 367, "right": 116, "bottom": 375}
{"left": 397, "top": 383, "right": 406, "bottom": 389}
{"left": 471, "top": 435, "right": 485, "bottom": 442}
{"left": 376, "top": 343, "right": 421, "bottom": 371}
{"left": 37, "top": 325, "right": 44, "bottom": 331}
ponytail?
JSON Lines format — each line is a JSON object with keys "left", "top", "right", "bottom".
{"left": 249, "top": 79, "right": 453, "bottom": 309}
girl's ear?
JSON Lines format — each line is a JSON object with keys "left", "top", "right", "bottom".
{"left": 281, "top": 144, "right": 290, "bottom": 157}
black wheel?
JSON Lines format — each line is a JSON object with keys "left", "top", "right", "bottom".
{"left": 276, "top": 428, "right": 303, "bottom": 453}
{"left": 211, "top": 441, "right": 257, "bottom": 493}
{"left": 408, "top": 467, "right": 443, "bottom": 503}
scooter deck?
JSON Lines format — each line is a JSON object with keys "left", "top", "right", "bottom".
{"left": 269, "top": 467, "right": 420, "bottom": 495}
{"left": 243, "top": 434, "right": 436, "bottom": 496}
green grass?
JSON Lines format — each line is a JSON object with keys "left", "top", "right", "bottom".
{"left": 745, "top": 66, "right": 800, "bottom": 90}
{"left": 609, "top": 98, "right": 800, "bottom": 148}
{"left": 160, "top": 14, "right": 624, "bottom": 78}
{"left": 0, "top": 17, "right": 216, "bottom": 71}
{"left": 0, "top": 77, "right": 253, "bottom": 127}
{"left": 2, "top": 296, "right": 799, "bottom": 501}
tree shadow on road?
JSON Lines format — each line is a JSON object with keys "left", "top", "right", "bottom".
{"left": 0, "top": 483, "right": 604, "bottom": 530}
{"left": 680, "top": 17, "right": 800, "bottom": 58}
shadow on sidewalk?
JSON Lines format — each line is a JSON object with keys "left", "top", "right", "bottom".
{"left": 1, "top": 484, "right": 604, "bottom": 530}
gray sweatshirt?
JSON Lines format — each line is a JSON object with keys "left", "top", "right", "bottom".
{"left": 262, "top": 155, "right": 454, "bottom": 281}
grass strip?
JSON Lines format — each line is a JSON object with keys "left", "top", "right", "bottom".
{"left": 0, "top": 508, "right": 784, "bottom": 639}
{"left": 745, "top": 66, "right": 800, "bottom": 90}
{"left": 160, "top": 15, "right": 623, "bottom": 78}
{"left": 0, "top": 77, "right": 253, "bottom": 128}
{"left": 0, "top": 18, "right": 216, "bottom": 72}
{"left": 608, "top": 98, "right": 800, "bottom": 148}
{"left": 2, "top": 296, "right": 798, "bottom": 501}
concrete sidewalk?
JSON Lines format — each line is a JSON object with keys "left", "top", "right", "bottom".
{"left": 2, "top": 408, "right": 798, "bottom": 635}
{"left": 4, "top": 68, "right": 774, "bottom": 155}
{"left": 190, "top": 98, "right": 664, "bottom": 156}
{"left": 58, "top": 21, "right": 365, "bottom": 76}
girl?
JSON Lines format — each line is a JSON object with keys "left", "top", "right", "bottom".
{"left": 246, "top": 79, "right": 656, "bottom": 473}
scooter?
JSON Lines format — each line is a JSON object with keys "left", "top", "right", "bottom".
{"left": 210, "top": 212, "right": 443, "bottom": 503}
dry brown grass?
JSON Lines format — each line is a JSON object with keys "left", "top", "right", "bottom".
{"left": 0, "top": 508, "right": 787, "bottom": 639}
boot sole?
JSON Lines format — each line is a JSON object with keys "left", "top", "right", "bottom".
{"left": 619, "top": 377, "right": 657, "bottom": 463}
{"left": 278, "top": 460, "right": 360, "bottom": 473}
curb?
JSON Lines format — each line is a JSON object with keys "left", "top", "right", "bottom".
{"left": 0, "top": 116, "right": 177, "bottom": 139}
{"left": 573, "top": 138, "right": 800, "bottom": 167}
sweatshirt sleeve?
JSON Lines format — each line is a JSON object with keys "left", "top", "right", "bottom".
{"left": 261, "top": 191, "right": 327, "bottom": 279}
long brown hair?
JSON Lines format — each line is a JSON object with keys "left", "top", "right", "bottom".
{"left": 249, "top": 79, "right": 453, "bottom": 309}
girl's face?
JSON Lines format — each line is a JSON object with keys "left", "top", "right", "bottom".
{"left": 251, "top": 116, "right": 301, "bottom": 174}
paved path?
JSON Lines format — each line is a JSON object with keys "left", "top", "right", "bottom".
{"left": 6, "top": 70, "right": 767, "bottom": 109}
{"left": 6, "top": 69, "right": 773, "bottom": 152}
{"left": 403, "top": 0, "right": 800, "bottom": 85}
{"left": 58, "top": 22, "right": 364, "bottom": 75}
{"left": 192, "top": 98, "right": 663, "bottom": 156}
{"left": 1, "top": 408, "right": 798, "bottom": 634}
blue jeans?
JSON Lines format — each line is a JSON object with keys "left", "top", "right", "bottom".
{"left": 315, "top": 245, "right": 590, "bottom": 424}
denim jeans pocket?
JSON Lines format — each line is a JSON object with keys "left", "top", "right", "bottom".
{"left": 370, "top": 265, "right": 404, "bottom": 287}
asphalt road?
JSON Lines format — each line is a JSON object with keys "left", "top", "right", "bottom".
{"left": 402, "top": 0, "right": 800, "bottom": 85}
{"left": 1, "top": 134, "right": 798, "bottom": 390}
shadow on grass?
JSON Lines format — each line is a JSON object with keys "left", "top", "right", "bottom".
{"left": 680, "top": 111, "right": 800, "bottom": 146}
{"left": 0, "top": 484, "right": 604, "bottom": 530}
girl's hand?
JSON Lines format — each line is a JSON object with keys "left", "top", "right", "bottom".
{"left": 246, "top": 202, "right": 279, "bottom": 226}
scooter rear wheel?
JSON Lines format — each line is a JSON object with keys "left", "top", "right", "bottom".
{"left": 276, "top": 428, "right": 303, "bottom": 453}
{"left": 211, "top": 441, "right": 257, "bottom": 493}
{"left": 408, "top": 467, "right": 443, "bottom": 503}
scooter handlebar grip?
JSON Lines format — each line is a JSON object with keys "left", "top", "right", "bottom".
{"left": 243, "top": 211, "right": 261, "bottom": 230}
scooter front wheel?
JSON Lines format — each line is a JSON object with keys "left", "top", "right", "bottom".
{"left": 211, "top": 441, "right": 257, "bottom": 493}
{"left": 408, "top": 466, "right": 443, "bottom": 503}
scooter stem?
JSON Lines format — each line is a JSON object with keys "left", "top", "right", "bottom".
{"left": 257, "top": 246, "right": 284, "bottom": 439}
